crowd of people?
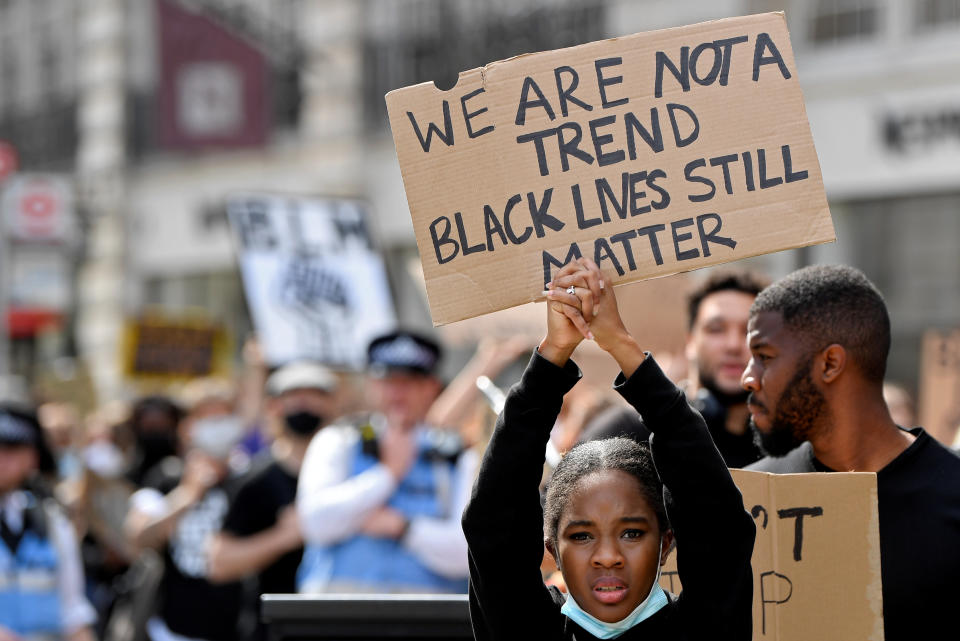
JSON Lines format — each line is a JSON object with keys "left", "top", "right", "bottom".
{"left": 2, "top": 261, "right": 959, "bottom": 641}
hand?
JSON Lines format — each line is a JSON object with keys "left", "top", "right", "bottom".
{"left": 549, "top": 258, "right": 628, "bottom": 352}
{"left": 551, "top": 258, "right": 646, "bottom": 377}
{"left": 475, "top": 335, "right": 534, "bottom": 375}
{"left": 180, "top": 452, "right": 222, "bottom": 501}
{"left": 242, "top": 335, "right": 266, "bottom": 368}
{"left": 547, "top": 257, "right": 604, "bottom": 320}
{"left": 380, "top": 424, "right": 418, "bottom": 482}
{"left": 541, "top": 259, "right": 603, "bottom": 364}
{"left": 360, "top": 506, "right": 408, "bottom": 539}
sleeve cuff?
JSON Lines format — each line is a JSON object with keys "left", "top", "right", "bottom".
{"left": 612, "top": 354, "right": 686, "bottom": 424}
{"left": 520, "top": 350, "right": 582, "bottom": 399}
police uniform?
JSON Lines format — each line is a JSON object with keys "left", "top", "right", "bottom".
{"left": 0, "top": 409, "right": 96, "bottom": 640}
{"left": 295, "top": 331, "right": 475, "bottom": 593}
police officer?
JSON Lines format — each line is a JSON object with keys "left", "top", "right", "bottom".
{"left": 0, "top": 405, "right": 96, "bottom": 641}
{"left": 296, "top": 330, "right": 475, "bottom": 593}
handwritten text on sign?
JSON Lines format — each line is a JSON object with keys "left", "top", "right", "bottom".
{"left": 659, "top": 470, "right": 883, "bottom": 641}
{"left": 386, "top": 13, "right": 835, "bottom": 325}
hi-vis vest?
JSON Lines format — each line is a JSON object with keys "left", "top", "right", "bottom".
{"left": 298, "top": 420, "right": 467, "bottom": 593}
{"left": 0, "top": 494, "right": 63, "bottom": 638}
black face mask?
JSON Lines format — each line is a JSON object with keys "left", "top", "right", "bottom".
{"left": 137, "top": 432, "right": 177, "bottom": 468}
{"left": 285, "top": 411, "right": 323, "bottom": 436}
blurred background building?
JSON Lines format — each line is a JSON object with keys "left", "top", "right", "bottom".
{"left": 0, "top": 0, "right": 958, "bottom": 406}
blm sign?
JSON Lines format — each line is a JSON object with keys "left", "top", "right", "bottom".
{"left": 386, "top": 13, "right": 835, "bottom": 325}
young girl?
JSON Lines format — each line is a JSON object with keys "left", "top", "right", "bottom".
{"left": 462, "top": 259, "right": 755, "bottom": 640}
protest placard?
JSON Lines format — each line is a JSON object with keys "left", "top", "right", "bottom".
{"left": 918, "top": 329, "right": 960, "bottom": 445}
{"left": 658, "top": 470, "right": 883, "bottom": 641}
{"left": 386, "top": 12, "right": 835, "bottom": 325}
{"left": 227, "top": 194, "right": 396, "bottom": 368}
{"left": 122, "top": 316, "right": 230, "bottom": 380}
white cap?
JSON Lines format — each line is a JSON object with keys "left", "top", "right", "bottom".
{"left": 266, "top": 361, "right": 338, "bottom": 396}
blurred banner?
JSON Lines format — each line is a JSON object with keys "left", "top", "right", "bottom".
{"left": 227, "top": 194, "right": 396, "bottom": 369}
{"left": 156, "top": 0, "right": 268, "bottom": 150}
{"left": 122, "top": 314, "right": 231, "bottom": 381}
{"left": 918, "top": 329, "right": 960, "bottom": 446}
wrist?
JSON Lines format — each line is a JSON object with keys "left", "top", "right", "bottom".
{"left": 173, "top": 483, "right": 204, "bottom": 506}
{"left": 274, "top": 523, "right": 301, "bottom": 551}
{"left": 382, "top": 461, "right": 406, "bottom": 484}
{"left": 593, "top": 326, "right": 631, "bottom": 352}
{"left": 607, "top": 333, "right": 647, "bottom": 378}
{"left": 538, "top": 337, "right": 577, "bottom": 367}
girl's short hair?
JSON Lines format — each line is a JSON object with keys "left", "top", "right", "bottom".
{"left": 544, "top": 437, "right": 669, "bottom": 542}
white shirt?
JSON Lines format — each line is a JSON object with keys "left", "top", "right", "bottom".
{"left": 296, "top": 421, "right": 476, "bottom": 580}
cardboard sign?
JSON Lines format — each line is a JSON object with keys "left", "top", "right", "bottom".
{"left": 918, "top": 329, "right": 960, "bottom": 445}
{"left": 227, "top": 194, "right": 396, "bottom": 368}
{"left": 658, "top": 470, "right": 883, "bottom": 641}
{"left": 123, "top": 316, "right": 230, "bottom": 380}
{"left": 386, "top": 12, "right": 835, "bottom": 325}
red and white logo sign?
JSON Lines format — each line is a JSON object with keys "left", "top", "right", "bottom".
{"left": 0, "top": 141, "right": 17, "bottom": 183}
{"left": 1, "top": 174, "right": 75, "bottom": 243}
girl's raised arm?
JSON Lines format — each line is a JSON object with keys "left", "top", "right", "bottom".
{"left": 462, "top": 259, "right": 597, "bottom": 640}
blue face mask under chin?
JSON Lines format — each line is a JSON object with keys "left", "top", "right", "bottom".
{"left": 559, "top": 538, "right": 669, "bottom": 639}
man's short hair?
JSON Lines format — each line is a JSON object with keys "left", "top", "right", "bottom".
{"left": 750, "top": 264, "right": 891, "bottom": 384}
{"left": 687, "top": 269, "right": 770, "bottom": 329}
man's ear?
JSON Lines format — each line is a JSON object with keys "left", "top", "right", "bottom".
{"left": 659, "top": 529, "right": 676, "bottom": 566}
{"left": 818, "top": 344, "right": 847, "bottom": 384}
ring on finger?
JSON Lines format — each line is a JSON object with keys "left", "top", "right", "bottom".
{"left": 566, "top": 285, "right": 576, "bottom": 295}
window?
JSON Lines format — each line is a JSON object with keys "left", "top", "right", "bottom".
{"left": 0, "top": 49, "right": 12, "bottom": 117}
{"left": 362, "top": 0, "right": 605, "bottom": 128}
{"left": 809, "top": 0, "right": 880, "bottom": 45}
{"left": 916, "top": 0, "right": 960, "bottom": 29}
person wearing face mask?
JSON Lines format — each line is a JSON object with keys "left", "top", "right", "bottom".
{"left": 38, "top": 402, "right": 85, "bottom": 485}
{"left": 73, "top": 406, "right": 138, "bottom": 637}
{"left": 207, "top": 361, "right": 339, "bottom": 641}
{"left": 126, "top": 396, "right": 184, "bottom": 488}
{"left": 124, "top": 379, "right": 247, "bottom": 641}
{"left": 462, "top": 259, "right": 755, "bottom": 641}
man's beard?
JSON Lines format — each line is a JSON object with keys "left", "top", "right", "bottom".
{"left": 699, "top": 369, "right": 749, "bottom": 407}
{"left": 749, "top": 360, "right": 827, "bottom": 457}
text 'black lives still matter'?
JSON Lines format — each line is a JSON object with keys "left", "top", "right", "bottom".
{"left": 386, "top": 12, "right": 835, "bottom": 325}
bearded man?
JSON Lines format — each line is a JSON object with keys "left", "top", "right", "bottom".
{"left": 743, "top": 264, "right": 960, "bottom": 641}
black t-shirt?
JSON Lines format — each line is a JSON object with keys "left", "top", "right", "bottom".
{"left": 748, "top": 429, "right": 960, "bottom": 641}
{"left": 144, "top": 458, "right": 244, "bottom": 641}
{"left": 221, "top": 456, "right": 301, "bottom": 595}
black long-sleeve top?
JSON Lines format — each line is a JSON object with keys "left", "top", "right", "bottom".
{"left": 462, "top": 352, "right": 755, "bottom": 640}
{"left": 748, "top": 432, "right": 960, "bottom": 641}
